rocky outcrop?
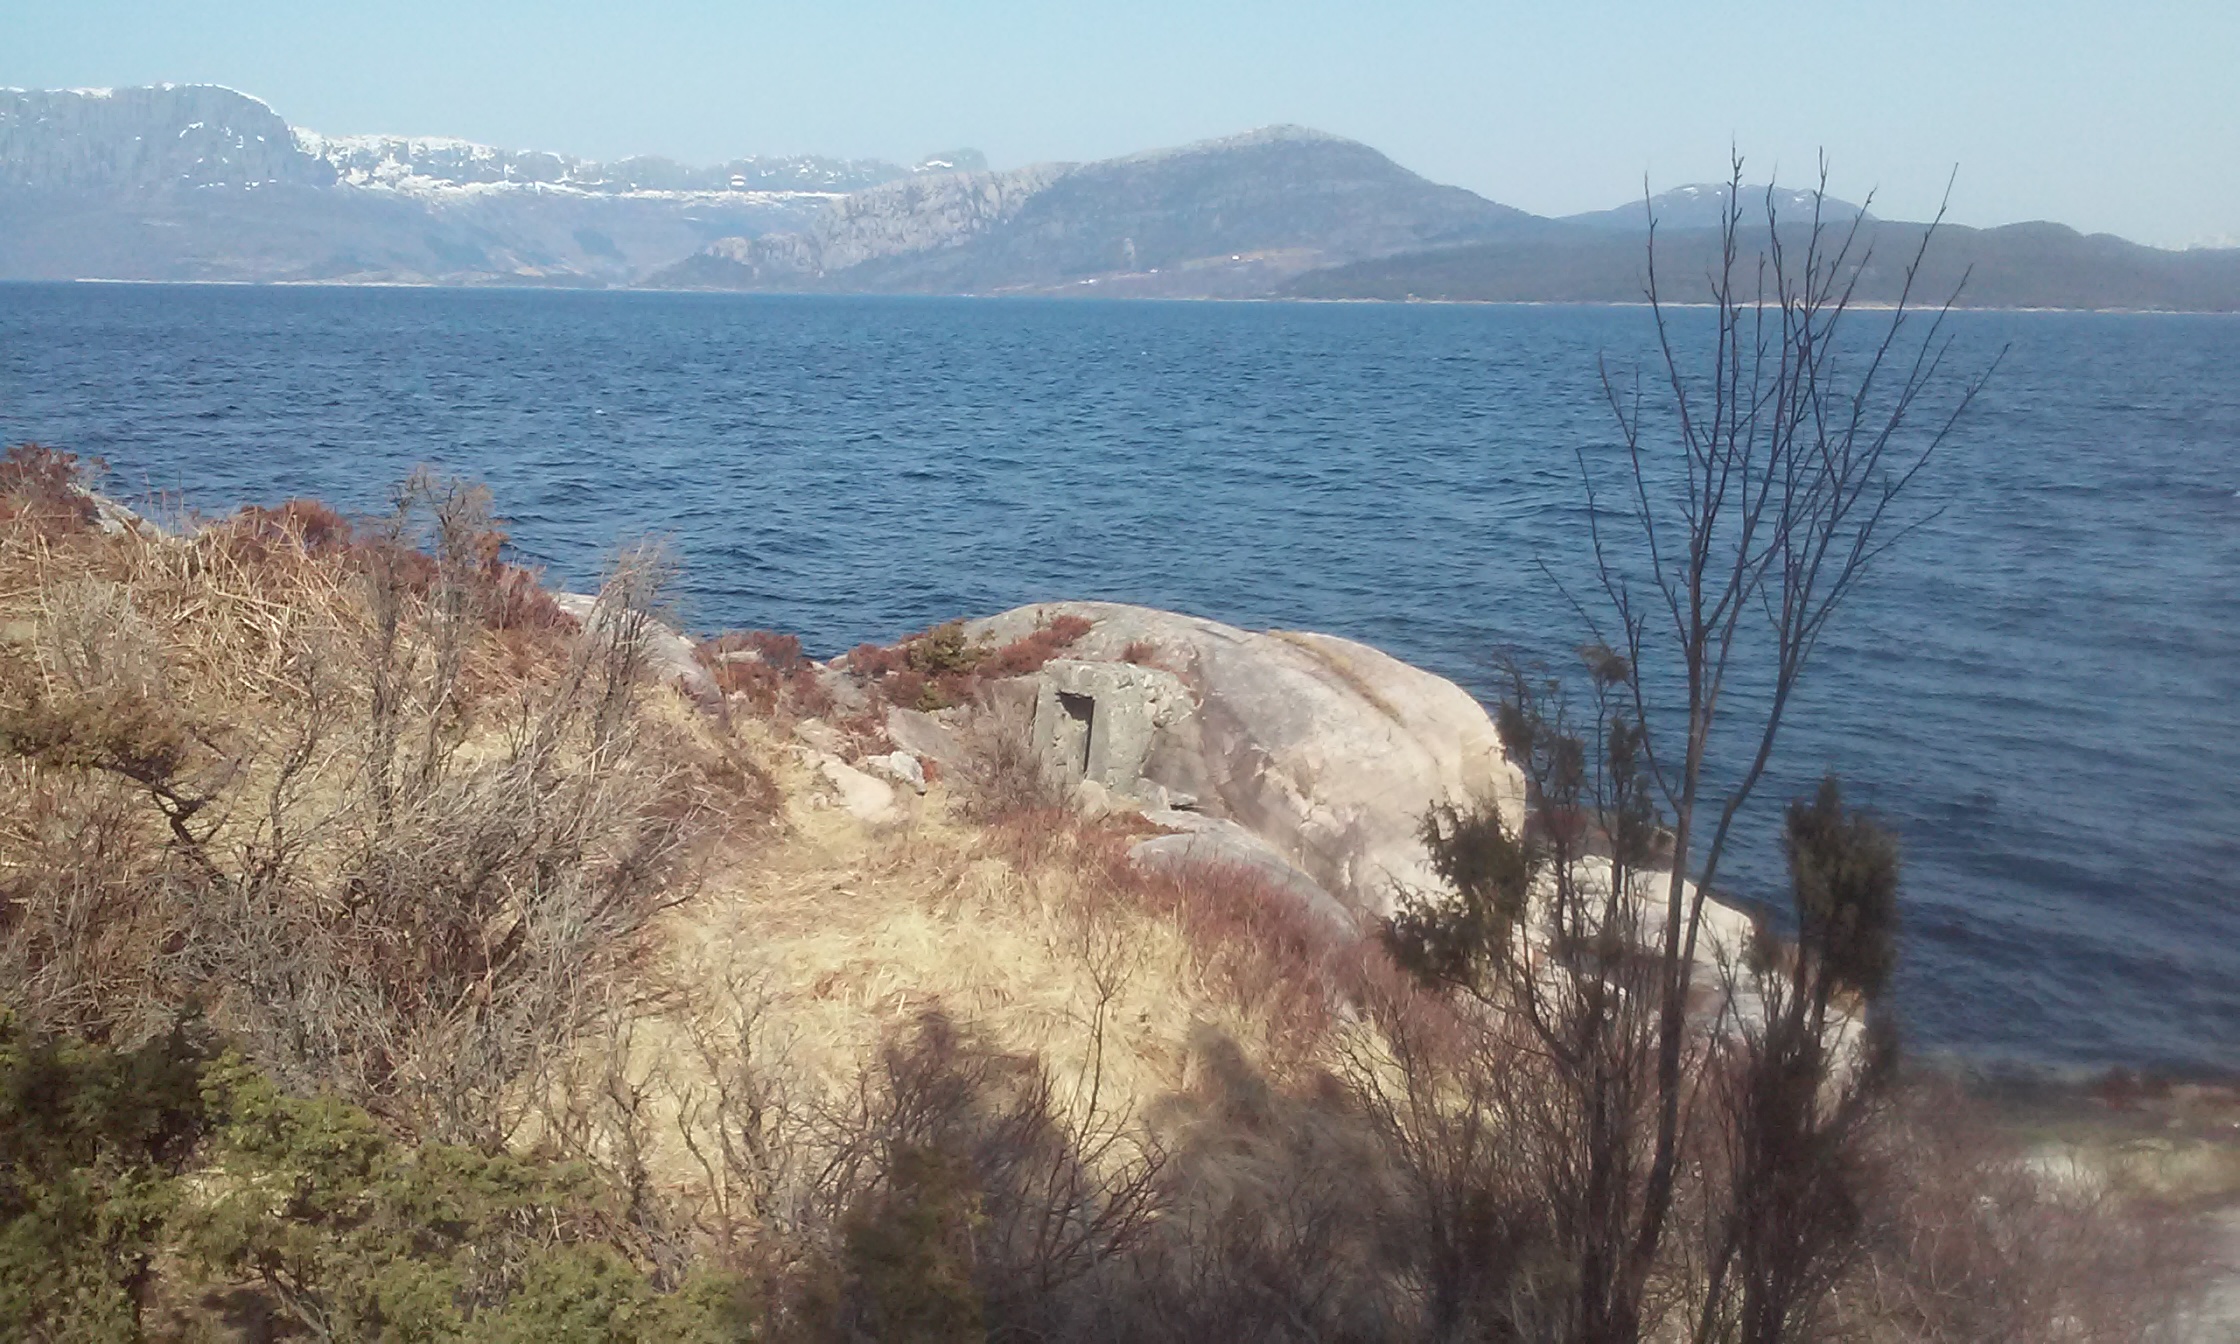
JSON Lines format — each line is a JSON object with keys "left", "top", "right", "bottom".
{"left": 0, "top": 85, "right": 966, "bottom": 284}
{"left": 686, "top": 163, "right": 1073, "bottom": 284}
{"left": 1, "top": 86, "right": 330, "bottom": 191}
{"left": 960, "top": 602, "right": 1526, "bottom": 919}
{"left": 651, "top": 126, "right": 1543, "bottom": 295}
{"left": 1130, "top": 809, "right": 1355, "bottom": 930}
{"left": 554, "top": 592, "right": 719, "bottom": 707}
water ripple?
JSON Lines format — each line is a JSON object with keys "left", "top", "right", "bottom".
{"left": 2, "top": 285, "right": 2234, "bottom": 1074}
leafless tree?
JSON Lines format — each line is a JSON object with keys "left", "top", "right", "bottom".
{"left": 1555, "top": 150, "right": 2000, "bottom": 1343}
{"left": 1384, "top": 152, "right": 1997, "bottom": 1343}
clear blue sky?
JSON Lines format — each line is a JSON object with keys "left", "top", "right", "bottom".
{"left": 6, "top": 0, "right": 2235, "bottom": 247}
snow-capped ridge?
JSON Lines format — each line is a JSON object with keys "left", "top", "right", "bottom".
{"left": 1106, "top": 124, "right": 1357, "bottom": 167}
{"left": 291, "top": 126, "right": 974, "bottom": 201}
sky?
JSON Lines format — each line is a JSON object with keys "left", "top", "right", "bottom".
{"left": 5, "top": 0, "right": 2237, "bottom": 248}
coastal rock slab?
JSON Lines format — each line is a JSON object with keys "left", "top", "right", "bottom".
{"left": 1128, "top": 810, "right": 1356, "bottom": 931}
{"left": 866, "top": 750, "right": 928, "bottom": 793}
{"left": 814, "top": 754, "right": 901, "bottom": 825}
{"left": 885, "top": 706, "right": 966, "bottom": 768}
{"left": 555, "top": 591, "right": 719, "bottom": 708}
{"left": 963, "top": 601, "right": 1526, "bottom": 917}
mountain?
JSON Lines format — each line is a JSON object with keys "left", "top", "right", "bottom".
{"left": 0, "top": 84, "right": 329, "bottom": 191}
{"left": 4, "top": 86, "right": 2233, "bottom": 308}
{"left": 1560, "top": 182, "right": 1872, "bottom": 233}
{"left": 650, "top": 126, "right": 1546, "bottom": 296}
{"left": 291, "top": 131, "right": 967, "bottom": 197}
{"left": 0, "top": 85, "right": 970, "bottom": 284}
{"left": 1283, "top": 216, "right": 2240, "bottom": 311}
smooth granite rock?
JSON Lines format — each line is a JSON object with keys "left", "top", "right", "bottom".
{"left": 963, "top": 601, "right": 1526, "bottom": 918}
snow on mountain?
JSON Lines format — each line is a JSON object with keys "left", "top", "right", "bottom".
{"left": 290, "top": 128, "right": 984, "bottom": 204}
{"left": 1562, "top": 182, "right": 1873, "bottom": 233}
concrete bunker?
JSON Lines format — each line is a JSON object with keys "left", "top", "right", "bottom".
{"left": 1054, "top": 691, "right": 1095, "bottom": 776}
{"left": 1026, "top": 659, "right": 1192, "bottom": 799}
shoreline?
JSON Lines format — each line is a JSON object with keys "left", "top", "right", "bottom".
{"left": 10, "top": 276, "right": 2240, "bottom": 316}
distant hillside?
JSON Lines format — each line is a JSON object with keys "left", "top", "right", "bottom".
{"left": 4, "top": 85, "right": 2233, "bottom": 308}
{"left": 1560, "top": 182, "right": 1872, "bottom": 233}
{"left": 0, "top": 86, "right": 968, "bottom": 284}
{"left": 649, "top": 126, "right": 1545, "bottom": 296}
{"left": 1286, "top": 218, "right": 2240, "bottom": 312}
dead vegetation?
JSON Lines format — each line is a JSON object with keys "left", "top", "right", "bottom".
{"left": 0, "top": 453, "right": 2221, "bottom": 1341}
{"left": 0, "top": 463, "right": 755, "bottom": 1143}
{"left": 836, "top": 612, "right": 1093, "bottom": 714}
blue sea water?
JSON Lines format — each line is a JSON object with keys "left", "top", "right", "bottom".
{"left": 1, "top": 283, "right": 2234, "bottom": 1076}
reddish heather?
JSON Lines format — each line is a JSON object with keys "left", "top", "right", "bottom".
{"left": 0, "top": 444, "right": 101, "bottom": 533}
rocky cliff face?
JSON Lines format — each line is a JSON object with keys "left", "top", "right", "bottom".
{"left": 0, "top": 85, "right": 973, "bottom": 284}
{"left": 693, "top": 162, "right": 1073, "bottom": 283}
{"left": 657, "top": 126, "right": 1543, "bottom": 295}
{"left": 293, "top": 130, "right": 947, "bottom": 197}
{"left": 1, "top": 85, "right": 331, "bottom": 191}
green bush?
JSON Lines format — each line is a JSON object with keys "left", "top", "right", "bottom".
{"left": 1385, "top": 801, "right": 1536, "bottom": 988}
{"left": 181, "top": 1059, "right": 752, "bottom": 1342}
{"left": 903, "top": 622, "right": 983, "bottom": 677}
{"left": 0, "top": 1014, "right": 213, "bottom": 1342}
{"left": 837, "top": 1144, "right": 985, "bottom": 1344}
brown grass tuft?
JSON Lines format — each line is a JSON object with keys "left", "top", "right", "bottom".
{"left": 842, "top": 613, "right": 1096, "bottom": 715}
{"left": 0, "top": 468, "right": 767, "bottom": 1142}
{"left": 0, "top": 443, "right": 102, "bottom": 535}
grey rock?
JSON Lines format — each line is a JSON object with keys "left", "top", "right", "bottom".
{"left": 813, "top": 664, "right": 870, "bottom": 716}
{"left": 812, "top": 753, "right": 900, "bottom": 825}
{"left": 791, "top": 717, "right": 848, "bottom": 756}
{"left": 1128, "top": 815, "right": 1356, "bottom": 932}
{"left": 866, "top": 750, "right": 927, "bottom": 793}
{"left": 553, "top": 591, "right": 718, "bottom": 708}
{"left": 1071, "top": 778, "right": 1122, "bottom": 819}
{"left": 961, "top": 602, "right": 1526, "bottom": 918}
{"left": 885, "top": 706, "right": 965, "bottom": 767}
{"left": 1026, "top": 659, "right": 1193, "bottom": 799}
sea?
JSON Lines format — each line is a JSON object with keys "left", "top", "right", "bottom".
{"left": 1, "top": 282, "right": 2234, "bottom": 1078}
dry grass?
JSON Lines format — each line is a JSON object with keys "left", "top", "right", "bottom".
{"left": 0, "top": 472, "right": 766, "bottom": 1141}
{"left": 834, "top": 612, "right": 1094, "bottom": 715}
{"left": 3, "top": 462, "right": 2216, "bottom": 1342}
{"left": 670, "top": 776, "right": 1277, "bottom": 1130}
{"left": 0, "top": 459, "right": 1349, "bottom": 1236}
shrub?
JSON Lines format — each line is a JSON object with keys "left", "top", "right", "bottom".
{"left": 181, "top": 1056, "right": 741, "bottom": 1343}
{"left": 0, "top": 443, "right": 101, "bottom": 534}
{"left": 0, "top": 472, "right": 726, "bottom": 1144}
{"left": 846, "top": 614, "right": 1096, "bottom": 715}
{"left": 226, "top": 497, "right": 356, "bottom": 554}
{"left": 0, "top": 1014, "right": 214, "bottom": 1341}
{"left": 701, "top": 630, "right": 832, "bottom": 718}
{"left": 980, "top": 614, "right": 1094, "bottom": 678}
{"left": 1384, "top": 800, "right": 1535, "bottom": 988}
{"left": 836, "top": 1145, "right": 987, "bottom": 1344}
{"left": 801, "top": 1011, "right": 1165, "bottom": 1342}
{"left": 953, "top": 697, "right": 1066, "bottom": 823}
{"left": 905, "top": 621, "right": 981, "bottom": 676}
